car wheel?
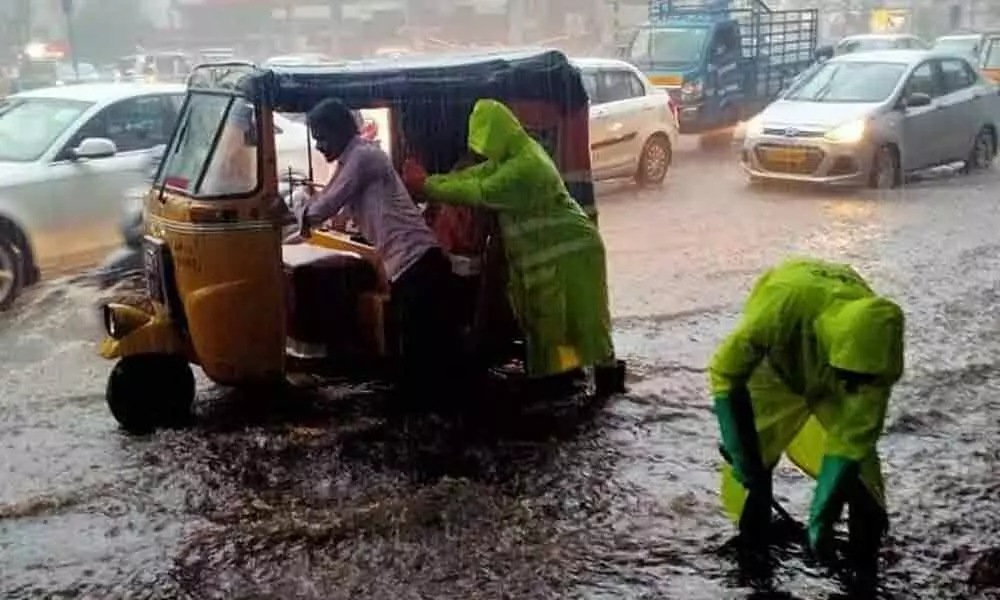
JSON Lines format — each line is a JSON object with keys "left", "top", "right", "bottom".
{"left": 637, "top": 135, "right": 672, "bottom": 187}
{"left": 107, "top": 354, "right": 195, "bottom": 435}
{"left": 964, "top": 128, "right": 995, "bottom": 172}
{"left": 868, "top": 145, "right": 900, "bottom": 190}
{"left": 0, "top": 238, "right": 23, "bottom": 311}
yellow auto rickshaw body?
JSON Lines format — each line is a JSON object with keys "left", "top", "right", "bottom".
{"left": 98, "top": 50, "right": 600, "bottom": 432}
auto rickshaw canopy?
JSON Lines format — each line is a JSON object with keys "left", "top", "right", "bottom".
{"left": 187, "top": 48, "right": 590, "bottom": 113}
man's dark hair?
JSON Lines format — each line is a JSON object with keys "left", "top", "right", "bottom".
{"left": 307, "top": 98, "right": 359, "bottom": 138}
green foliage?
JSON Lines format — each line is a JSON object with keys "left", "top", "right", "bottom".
{"left": 70, "top": 0, "right": 151, "bottom": 63}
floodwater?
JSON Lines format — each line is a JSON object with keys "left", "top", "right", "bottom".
{"left": 2, "top": 143, "right": 1000, "bottom": 599}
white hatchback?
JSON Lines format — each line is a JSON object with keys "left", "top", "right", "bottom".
{"left": 574, "top": 58, "right": 680, "bottom": 186}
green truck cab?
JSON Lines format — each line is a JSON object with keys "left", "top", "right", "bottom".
{"left": 625, "top": 0, "right": 819, "bottom": 135}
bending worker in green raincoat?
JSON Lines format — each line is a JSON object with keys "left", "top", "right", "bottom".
{"left": 709, "top": 258, "right": 904, "bottom": 592}
{"left": 403, "top": 99, "right": 625, "bottom": 395}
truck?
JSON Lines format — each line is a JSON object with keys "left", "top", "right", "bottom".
{"left": 624, "top": 0, "right": 819, "bottom": 136}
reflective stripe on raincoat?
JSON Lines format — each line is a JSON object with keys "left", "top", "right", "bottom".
{"left": 707, "top": 258, "right": 904, "bottom": 543}
{"left": 423, "top": 99, "right": 614, "bottom": 377}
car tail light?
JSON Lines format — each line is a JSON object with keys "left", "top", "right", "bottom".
{"left": 666, "top": 95, "right": 679, "bottom": 125}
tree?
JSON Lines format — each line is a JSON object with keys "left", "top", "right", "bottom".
{"left": 70, "top": 0, "right": 151, "bottom": 63}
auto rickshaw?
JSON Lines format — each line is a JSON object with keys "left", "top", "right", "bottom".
{"left": 98, "top": 49, "right": 614, "bottom": 434}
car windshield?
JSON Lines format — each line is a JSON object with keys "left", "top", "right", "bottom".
{"left": 0, "top": 98, "right": 91, "bottom": 162}
{"left": 784, "top": 61, "right": 907, "bottom": 103}
{"left": 19, "top": 60, "right": 59, "bottom": 81}
{"left": 934, "top": 38, "right": 979, "bottom": 57}
{"left": 56, "top": 63, "right": 97, "bottom": 80}
{"left": 157, "top": 93, "right": 259, "bottom": 197}
{"left": 630, "top": 27, "right": 708, "bottom": 65}
{"left": 144, "top": 55, "right": 190, "bottom": 77}
{"left": 836, "top": 38, "right": 902, "bottom": 54}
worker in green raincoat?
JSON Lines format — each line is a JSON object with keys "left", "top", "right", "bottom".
{"left": 403, "top": 99, "right": 624, "bottom": 395}
{"left": 709, "top": 258, "right": 904, "bottom": 592}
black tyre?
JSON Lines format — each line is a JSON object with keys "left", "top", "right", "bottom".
{"left": 0, "top": 238, "right": 23, "bottom": 311}
{"left": 868, "top": 145, "right": 900, "bottom": 189}
{"left": 636, "top": 135, "right": 672, "bottom": 186}
{"left": 964, "top": 128, "right": 996, "bottom": 173}
{"left": 107, "top": 354, "right": 195, "bottom": 434}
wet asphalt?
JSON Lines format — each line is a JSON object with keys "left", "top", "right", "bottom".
{"left": 2, "top": 141, "right": 1000, "bottom": 599}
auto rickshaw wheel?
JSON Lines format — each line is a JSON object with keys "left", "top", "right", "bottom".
{"left": 107, "top": 354, "right": 195, "bottom": 434}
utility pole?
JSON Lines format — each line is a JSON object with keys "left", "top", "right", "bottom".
{"left": 328, "top": 0, "right": 342, "bottom": 55}
{"left": 16, "top": 0, "right": 31, "bottom": 49}
{"left": 61, "top": 0, "right": 79, "bottom": 78}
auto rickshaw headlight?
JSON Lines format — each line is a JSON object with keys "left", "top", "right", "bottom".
{"left": 102, "top": 303, "right": 153, "bottom": 340}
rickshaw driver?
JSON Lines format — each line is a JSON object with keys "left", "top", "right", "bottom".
{"left": 294, "top": 98, "right": 461, "bottom": 396}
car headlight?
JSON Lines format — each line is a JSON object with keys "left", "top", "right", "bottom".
{"left": 744, "top": 116, "right": 764, "bottom": 137}
{"left": 825, "top": 119, "right": 866, "bottom": 144}
{"left": 681, "top": 79, "right": 703, "bottom": 99}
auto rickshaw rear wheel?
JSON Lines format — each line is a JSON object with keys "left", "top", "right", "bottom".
{"left": 107, "top": 354, "right": 195, "bottom": 435}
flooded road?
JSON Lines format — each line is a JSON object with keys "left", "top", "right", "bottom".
{"left": 3, "top": 144, "right": 1000, "bottom": 599}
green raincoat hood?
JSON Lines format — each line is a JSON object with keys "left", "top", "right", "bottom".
{"left": 818, "top": 296, "right": 904, "bottom": 379}
{"left": 467, "top": 99, "right": 529, "bottom": 162}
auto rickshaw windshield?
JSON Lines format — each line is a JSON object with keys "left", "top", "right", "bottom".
{"left": 156, "top": 92, "right": 260, "bottom": 198}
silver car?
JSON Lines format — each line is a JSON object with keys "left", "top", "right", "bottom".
{"left": 740, "top": 50, "right": 1000, "bottom": 188}
{"left": 0, "top": 83, "right": 186, "bottom": 309}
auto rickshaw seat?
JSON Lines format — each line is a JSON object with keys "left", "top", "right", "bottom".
{"left": 282, "top": 244, "right": 380, "bottom": 347}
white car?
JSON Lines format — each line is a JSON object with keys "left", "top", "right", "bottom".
{"left": 0, "top": 81, "right": 315, "bottom": 309}
{"left": 573, "top": 58, "right": 680, "bottom": 186}
{"left": 0, "top": 83, "right": 186, "bottom": 308}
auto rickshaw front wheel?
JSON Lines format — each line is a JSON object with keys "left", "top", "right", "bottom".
{"left": 107, "top": 354, "right": 195, "bottom": 435}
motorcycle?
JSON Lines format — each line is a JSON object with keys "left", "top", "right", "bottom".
{"left": 94, "top": 147, "right": 162, "bottom": 289}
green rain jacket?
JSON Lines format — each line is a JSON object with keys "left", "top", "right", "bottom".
{"left": 424, "top": 99, "right": 614, "bottom": 376}
{"left": 708, "top": 258, "right": 904, "bottom": 549}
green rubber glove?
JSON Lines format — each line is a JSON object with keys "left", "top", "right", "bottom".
{"left": 714, "top": 385, "right": 764, "bottom": 487}
{"left": 808, "top": 454, "right": 859, "bottom": 556}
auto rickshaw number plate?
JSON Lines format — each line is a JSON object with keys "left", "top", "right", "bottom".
{"left": 143, "top": 236, "right": 168, "bottom": 307}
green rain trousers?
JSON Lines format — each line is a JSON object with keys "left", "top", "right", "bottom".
{"left": 423, "top": 99, "right": 614, "bottom": 377}
{"left": 708, "top": 258, "right": 904, "bottom": 551}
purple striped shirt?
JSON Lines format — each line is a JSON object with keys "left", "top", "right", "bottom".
{"left": 299, "top": 137, "right": 440, "bottom": 281}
